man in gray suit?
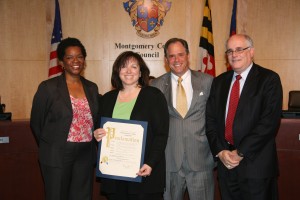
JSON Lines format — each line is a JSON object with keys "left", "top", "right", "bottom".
{"left": 151, "top": 38, "right": 215, "bottom": 200}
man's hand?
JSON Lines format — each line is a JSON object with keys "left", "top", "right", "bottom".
{"left": 218, "top": 150, "right": 241, "bottom": 169}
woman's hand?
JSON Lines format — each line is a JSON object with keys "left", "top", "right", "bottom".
{"left": 93, "top": 128, "right": 107, "bottom": 142}
{"left": 136, "top": 164, "right": 152, "bottom": 177}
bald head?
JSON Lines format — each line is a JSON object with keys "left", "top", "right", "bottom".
{"left": 225, "top": 34, "right": 255, "bottom": 74}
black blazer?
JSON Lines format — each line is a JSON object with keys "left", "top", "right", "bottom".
{"left": 206, "top": 63, "right": 283, "bottom": 179}
{"left": 99, "top": 86, "right": 169, "bottom": 194}
{"left": 30, "top": 73, "right": 100, "bottom": 167}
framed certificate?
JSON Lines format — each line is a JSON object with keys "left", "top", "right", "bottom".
{"left": 96, "top": 117, "right": 148, "bottom": 182}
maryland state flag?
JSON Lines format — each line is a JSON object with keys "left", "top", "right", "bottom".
{"left": 199, "top": 0, "right": 215, "bottom": 77}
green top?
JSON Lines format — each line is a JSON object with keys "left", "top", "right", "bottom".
{"left": 112, "top": 98, "right": 137, "bottom": 120}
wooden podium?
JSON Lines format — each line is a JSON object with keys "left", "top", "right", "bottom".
{"left": 0, "top": 119, "right": 299, "bottom": 200}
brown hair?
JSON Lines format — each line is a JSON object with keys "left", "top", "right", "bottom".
{"left": 111, "top": 51, "right": 150, "bottom": 90}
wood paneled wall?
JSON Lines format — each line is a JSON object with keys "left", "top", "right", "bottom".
{"left": 0, "top": 0, "right": 300, "bottom": 119}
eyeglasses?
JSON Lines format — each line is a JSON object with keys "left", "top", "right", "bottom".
{"left": 225, "top": 46, "right": 251, "bottom": 56}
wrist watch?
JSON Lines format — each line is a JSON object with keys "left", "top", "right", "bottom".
{"left": 237, "top": 150, "right": 244, "bottom": 157}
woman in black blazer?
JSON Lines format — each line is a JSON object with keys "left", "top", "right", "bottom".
{"left": 94, "top": 51, "right": 169, "bottom": 200}
{"left": 30, "top": 38, "right": 99, "bottom": 200}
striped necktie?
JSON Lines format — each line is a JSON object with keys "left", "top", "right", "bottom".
{"left": 225, "top": 75, "right": 242, "bottom": 144}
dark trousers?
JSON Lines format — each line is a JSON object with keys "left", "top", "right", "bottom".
{"left": 106, "top": 193, "right": 162, "bottom": 200}
{"left": 105, "top": 181, "right": 162, "bottom": 200}
{"left": 218, "top": 168, "right": 278, "bottom": 200}
{"left": 41, "top": 142, "right": 94, "bottom": 200}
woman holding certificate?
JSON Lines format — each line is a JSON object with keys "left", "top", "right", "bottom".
{"left": 94, "top": 51, "right": 169, "bottom": 200}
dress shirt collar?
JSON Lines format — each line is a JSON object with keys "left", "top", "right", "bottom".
{"left": 171, "top": 69, "right": 191, "bottom": 82}
{"left": 233, "top": 62, "right": 253, "bottom": 81}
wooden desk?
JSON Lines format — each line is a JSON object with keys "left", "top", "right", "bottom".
{"left": 0, "top": 119, "right": 299, "bottom": 200}
{"left": 276, "top": 118, "right": 300, "bottom": 200}
{"left": 0, "top": 120, "right": 105, "bottom": 200}
{"left": 0, "top": 120, "right": 44, "bottom": 200}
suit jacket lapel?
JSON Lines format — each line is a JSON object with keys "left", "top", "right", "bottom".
{"left": 187, "top": 71, "right": 201, "bottom": 117}
{"left": 238, "top": 64, "right": 258, "bottom": 107}
{"left": 162, "top": 73, "right": 179, "bottom": 116}
{"left": 164, "top": 73, "right": 173, "bottom": 106}
{"left": 220, "top": 72, "right": 234, "bottom": 125}
{"left": 57, "top": 74, "right": 72, "bottom": 112}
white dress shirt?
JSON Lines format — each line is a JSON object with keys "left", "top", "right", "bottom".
{"left": 225, "top": 63, "right": 253, "bottom": 119}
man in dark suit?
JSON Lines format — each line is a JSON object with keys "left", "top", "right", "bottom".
{"left": 206, "top": 34, "right": 282, "bottom": 200}
{"left": 151, "top": 38, "right": 215, "bottom": 200}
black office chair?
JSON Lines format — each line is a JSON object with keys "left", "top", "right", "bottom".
{"left": 288, "top": 91, "right": 300, "bottom": 111}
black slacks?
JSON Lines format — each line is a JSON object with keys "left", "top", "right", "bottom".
{"left": 40, "top": 142, "right": 94, "bottom": 200}
{"left": 104, "top": 180, "right": 162, "bottom": 200}
{"left": 218, "top": 168, "right": 278, "bottom": 200}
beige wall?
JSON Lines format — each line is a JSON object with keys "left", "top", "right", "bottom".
{"left": 1, "top": 0, "right": 300, "bottom": 119}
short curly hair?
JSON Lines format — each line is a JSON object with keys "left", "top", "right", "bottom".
{"left": 57, "top": 37, "right": 87, "bottom": 61}
{"left": 111, "top": 51, "right": 150, "bottom": 90}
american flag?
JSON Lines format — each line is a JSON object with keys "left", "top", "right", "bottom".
{"left": 199, "top": 0, "right": 215, "bottom": 77}
{"left": 227, "top": 0, "right": 237, "bottom": 71}
{"left": 48, "top": 0, "right": 63, "bottom": 78}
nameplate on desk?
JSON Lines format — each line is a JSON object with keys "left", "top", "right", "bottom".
{"left": 0, "top": 136, "right": 9, "bottom": 143}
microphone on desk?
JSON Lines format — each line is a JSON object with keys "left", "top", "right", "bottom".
{"left": 0, "top": 104, "right": 5, "bottom": 113}
{"left": 0, "top": 96, "right": 12, "bottom": 120}
{"left": 0, "top": 95, "right": 4, "bottom": 113}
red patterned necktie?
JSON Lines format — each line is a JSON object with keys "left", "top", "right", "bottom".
{"left": 225, "top": 75, "right": 242, "bottom": 144}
